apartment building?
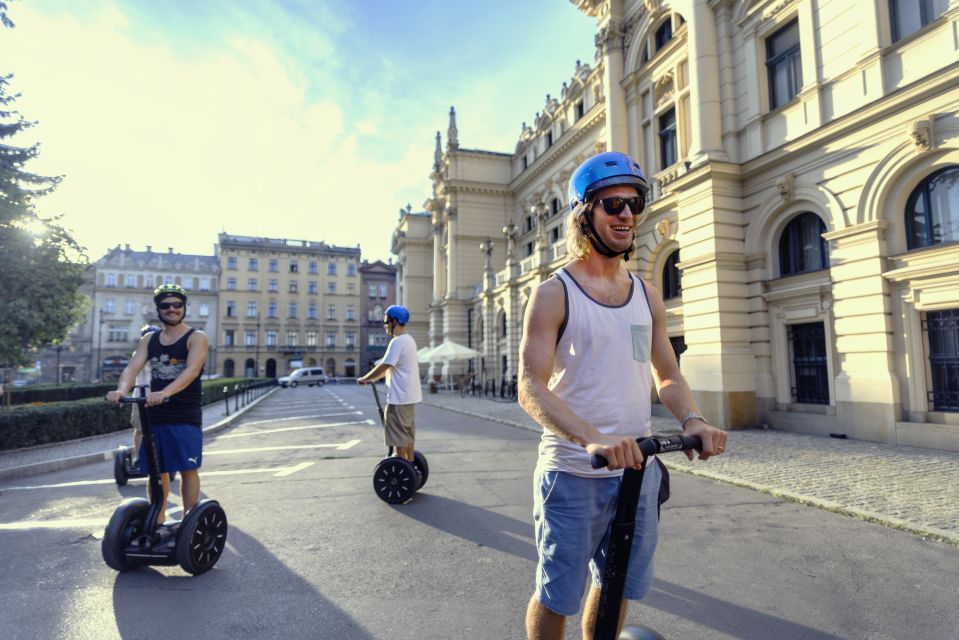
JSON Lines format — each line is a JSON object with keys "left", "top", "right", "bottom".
{"left": 216, "top": 233, "right": 362, "bottom": 379}
{"left": 358, "top": 259, "right": 397, "bottom": 373}
{"left": 89, "top": 245, "right": 219, "bottom": 381}
{"left": 393, "top": 0, "right": 959, "bottom": 451}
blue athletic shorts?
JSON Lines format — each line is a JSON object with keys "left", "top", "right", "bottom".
{"left": 138, "top": 424, "right": 203, "bottom": 474}
{"left": 532, "top": 460, "right": 662, "bottom": 617}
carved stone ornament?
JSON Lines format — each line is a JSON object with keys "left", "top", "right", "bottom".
{"left": 911, "top": 117, "right": 934, "bottom": 151}
{"left": 595, "top": 18, "right": 625, "bottom": 53}
{"left": 776, "top": 173, "right": 794, "bottom": 202}
{"left": 654, "top": 71, "right": 674, "bottom": 108}
{"left": 655, "top": 218, "right": 671, "bottom": 241}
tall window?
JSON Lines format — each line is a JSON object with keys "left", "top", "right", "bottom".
{"left": 288, "top": 302, "right": 297, "bottom": 319}
{"left": 890, "top": 0, "right": 948, "bottom": 42}
{"left": 346, "top": 331, "right": 355, "bottom": 348}
{"left": 925, "top": 309, "right": 959, "bottom": 411}
{"left": 327, "top": 304, "right": 336, "bottom": 320}
{"left": 246, "top": 301, "right": 257, "bottom": 318}
{"left": 248, "top": 257, "right": 258, "bottom": 271}
{"left": 308, "top": 303, "right": 317, "bottom": 320}
{"left": 659, "top": 108, "right": 677, "bottom": 169}
{"left": 347, "top": 263, "right": 356, "bottom": 276}
{"left": 227, "top": 277, "right": 236, "bottom": 291}
{"left": 308, "top": 281, "right": 317, "bottom": 294}
{"left": 662, "top": 250, "right": 682, "bottom": 300}
{"left": 788, "top": 322, "right": 829, "bottom": 404}
{"left": 655, "top": 19, "right": 673, "bottom": 51}
{"left": 905, "top": 166, "right": 959, "bottom": 250}
{"left": 309, "top": 261, "right": 318, "bottom": 274}
{"left": 245, "top": 331, "right": 255, "bottom": 347}
{"left": 267, "top": 301, "right": 277, "bottom": 319}
{"left": 269, "top": 259, "right": 278, "bottom": 272}
{"left": 287, "top": 331, "right": 297, "bottom": 346}
{"left": 125, "top": 275, "right": 135, "bottom": 288}
{"left": 268, "top": 278, "right": 278, "bottom": 292}
{"left": 227, "top": 256, "right": 237, "bottom": 270}
{"left": 346, "top": 304, "right": 354, "bottom": 321}
{"left": 290, "top": 260, "right": 298, "bottom": 273}
{"left": 779, "top": 213, "right": 829, "bottom": 276}
{"left": 326, "top": 332, "right": 336, "bottom": 347}
{"left": 307, "top": 331, "right": 317, "bottom": 347}
{"left": 266, "top": 330, "right": 277, "bottom": 347}
{"left": 226, "top": 300, "right": 235, "bottom": 317}
{"left": 224, "top": 329, "right": 235, "bottom": 346}
{"left": 766, "top": 20, "right": 802, "bottom": 110}
{"left": 247, "top": 278, "right": 257, "bottom": 291}
{"left": 289, "top": 280, "right": 298, "bottom": 293}
{"left": 328, "top": 282, "right": 337, "bottom": 294}
{"left": 328, "top": 263, "right": 337, "bottom": 275}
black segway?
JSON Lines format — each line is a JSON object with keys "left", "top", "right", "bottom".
{"left": 113, "top": 386, "right": 177, "bottom": 486}
{"left": 102, "top": 396, "right": 227, "bottom": 575}
{"left": 590, "top": 434, "right": 703, "bottom": 640}
{"left": 369, "top": 383, "right": 429, "bottom": 504}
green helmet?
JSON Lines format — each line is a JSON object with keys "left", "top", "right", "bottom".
{"left": 153, "top": 283, "right": 187, "bottom": 305}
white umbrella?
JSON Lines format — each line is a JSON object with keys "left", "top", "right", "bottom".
{"left": 420, "top": 339, "right": 480, "bottom": 363}
{"left": 416, "top": 345, "right": 434, "bottom": 364}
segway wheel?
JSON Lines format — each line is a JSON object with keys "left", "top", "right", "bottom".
{"left": 102, "top": 498, "right": 150, "bottom": 571}
{"left": 412, "top": 451, "right": 429, "bottom": 490}
{"left": 113, "top": 448, "right": 129, "bottom": 486}
{"left": 373, "top": 458, "right": 417, "bottom": 504}
{"left": 620, "top": 625, "right": 666, "bottom": 640}
{"left": 175, "top": 499, "right": 228, "bottom": 575}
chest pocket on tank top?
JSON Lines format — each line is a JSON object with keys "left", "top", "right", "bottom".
{"left": 631, "top": 324, "right": 652, "bottom": 363}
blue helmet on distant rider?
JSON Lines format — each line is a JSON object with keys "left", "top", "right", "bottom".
{"left": 384, "top": 305, "right": 410, "bottom": 326}
{"left": 567, "top": 151, "right": 649, "bottom": 211}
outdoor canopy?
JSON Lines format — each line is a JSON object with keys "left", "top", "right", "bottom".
{"left": 417, "top": 339, "right": 480, "bottom": 364}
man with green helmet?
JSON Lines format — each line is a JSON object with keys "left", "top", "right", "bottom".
{"left": 107, "top": 283, "right": 209, "bottom": 525}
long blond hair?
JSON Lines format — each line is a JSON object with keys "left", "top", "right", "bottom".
{"left": 565, "top": 202, "right": 592, "bottom": 260}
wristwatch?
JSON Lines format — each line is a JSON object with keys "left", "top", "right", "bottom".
{"left": 679, "top": 412, "right": 708, "bottom": 431}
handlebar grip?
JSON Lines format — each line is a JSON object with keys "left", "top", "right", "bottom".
{"left": 590, "top": 434, "right": 703, "bottom": 469}
{"left": 119, "top": 396, "right": 147, "bottom": 405}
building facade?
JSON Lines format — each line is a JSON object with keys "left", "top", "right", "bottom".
{"left": 216, "top": 233, "right": 362, "bottom": 379}
{"left": 358, "top": 259, "right": 398, "bottom": 373}
{"left": 89, "top": 245, "right": 220, "bottom": 381}
{"left": 393, "top": 0, "right": 959, "bottom": 451}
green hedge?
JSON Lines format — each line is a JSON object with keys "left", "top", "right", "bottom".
{"left": 0, "top": 398, "right": 131, "bottom": 450}
{"left": 7, "top": 382, "right": 117, "bottom": 406}
{"left": 0, "top": 377, "right": 270, "bottom": 451}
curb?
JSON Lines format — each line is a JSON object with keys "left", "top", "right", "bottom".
{"left": 0, "top": 387, "right": 278, "bottom": 482}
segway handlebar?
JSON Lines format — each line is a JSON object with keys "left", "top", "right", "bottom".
{"left": 590, "top": 434, "right": 702, "bottom": 469}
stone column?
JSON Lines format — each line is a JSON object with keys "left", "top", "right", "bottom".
{"left": 685, "top": 0, "right": 727, "bottom": 165}
{"left": 596, "top": 2, "right": 628, "bottom": 152}
{"left": 823, "top": 221, "right": 900, "bottom": 442}
{"left": 674, "top": 162, "right": 754, "bottom": 429}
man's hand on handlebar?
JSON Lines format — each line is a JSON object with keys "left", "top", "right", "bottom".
{"left": 146, "top": 391, "right": 169, "bottom": 407}
{"left": 105, "top": 390, "right": 125, "bottom": 405}
{"left": 585, "top": 434, "right": 645, "bottom": 471}
{"left": 681, "top": 420, "right": 727, "bottom": 461}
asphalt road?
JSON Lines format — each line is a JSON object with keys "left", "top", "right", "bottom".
{"left": 1, "top": 385, "right": 956, "bottom": 639}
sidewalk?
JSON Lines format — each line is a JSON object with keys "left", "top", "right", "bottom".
{"left": 0, "top": 388, "right": 278, "bottom": 481}
{"left": 422, "top": 392, "right": 959, "bottom": 547}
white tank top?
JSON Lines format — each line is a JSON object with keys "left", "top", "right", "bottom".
{"left": 537, "top": 267, "right": 654, "bottom": 478}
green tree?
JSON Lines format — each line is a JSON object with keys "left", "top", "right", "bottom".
{"left": 1, "top": 63, "right": 88, "bottom": 368}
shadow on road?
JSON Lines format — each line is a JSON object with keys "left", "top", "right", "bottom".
{"left": 641, "top": 578, "right": 844, "bottom": 640}
{"left": 111, "top": 525, "right": 376, "bottom": 640}
{"left": 393, "top": 492, "right": 537, "bottom": 561}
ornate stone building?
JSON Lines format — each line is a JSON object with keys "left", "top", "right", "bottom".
{"left": 392, "top": 0, "right": 959, "bottom": 451}
{"left": 216, "top": 233, "right": 362, "bottom": 379}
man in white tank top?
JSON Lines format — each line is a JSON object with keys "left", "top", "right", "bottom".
{"left": 519, "top": 151, "right": 728, "bottom": 640}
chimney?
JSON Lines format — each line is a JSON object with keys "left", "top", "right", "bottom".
{"left": 146, "top": 245, "right": 152, "bottom": 252}
{"left": 124, "top": 244, "right": 130, "bottom": 251}
{"left": 168, "top": 247, "right": 174, "bottom": 254}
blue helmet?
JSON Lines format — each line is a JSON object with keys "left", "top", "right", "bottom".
{"left": 384, "top": 305, "right": 410, "bottom": 325}
{"left": 567, "top": 151, "right": 649, "bottom": 211}
{"left": 139, "top": 324, "right": 161, "bottom": 337}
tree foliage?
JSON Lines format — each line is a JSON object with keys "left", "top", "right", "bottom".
{"left": 0, "top": 70, "right": 88, "bottom": 367}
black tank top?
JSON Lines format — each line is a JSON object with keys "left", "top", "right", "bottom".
{"left": 147, "top": 328, "right": 203, "bottom": 427}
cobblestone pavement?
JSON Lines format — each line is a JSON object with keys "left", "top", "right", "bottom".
{"left": 422, "top": 392, "right": 959, "bottom": 547}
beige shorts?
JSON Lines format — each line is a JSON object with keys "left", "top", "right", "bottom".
{"left": 384, "top": 403, "right": 416, "bottom": 448}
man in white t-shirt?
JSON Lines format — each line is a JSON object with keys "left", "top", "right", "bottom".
{"left": 357, "top": 305, "right": 422, "bottom": 462}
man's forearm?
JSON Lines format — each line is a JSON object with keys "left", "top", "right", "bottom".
{"left": 657, "top": 377, "right": 703, "bottom": 425}
{"left": 519, "top": 378, "right": 597, "bottom": 447}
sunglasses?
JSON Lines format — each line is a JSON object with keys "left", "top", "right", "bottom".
{"left": 158, "top": 301, "right": 184, "bottom": 310}
{"left": 594, "top": 196, "right": 645, "bottom": 216}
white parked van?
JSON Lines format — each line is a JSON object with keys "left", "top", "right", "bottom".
{"left": 278, "top": 367, "right": 327, "bottom": 388}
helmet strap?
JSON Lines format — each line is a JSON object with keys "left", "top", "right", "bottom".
{"left": 582, "top": 209, "right": 633, "bottom": 261}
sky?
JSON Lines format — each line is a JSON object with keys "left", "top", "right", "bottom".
{"left": 2, "top": 0, "right": 597, "bottom": 263}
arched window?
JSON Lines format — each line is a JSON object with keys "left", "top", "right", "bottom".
{"left": 655, "top": 19, "right": 673, "bottom": 51}
{"left": 779, "top": 212, "right": 829, "bottom": 276}
{"left": 661, "top": 250, "right": 682, "bottom": 300}
{"left": 906, "top": 166, "right": 959, "bottom": 250}
{"left": 223, "top": 359, "right": 235, "bottom": 378}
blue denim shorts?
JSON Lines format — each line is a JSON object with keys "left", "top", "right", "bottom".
{"left": 138, "top": 424, "right": 203, "bottom": 474}
{"left": 532, "top": 461, "right": 662, "bottom": 617}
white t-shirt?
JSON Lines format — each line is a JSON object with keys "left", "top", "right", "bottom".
{"left": 381, "top": 333, "right": 423, "bottom": 405}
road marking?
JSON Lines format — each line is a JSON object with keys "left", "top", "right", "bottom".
{"left": 205, "top": 440, "right": 362, "bottom": 456}
{"left": 240, "top": 412, "right": 353, "bottom": 426}
{"left": 273, "top": 461, "right": 314, "bottom": 477}
{"left": 3, "top": 506, "right": 175, "bottom": 532}
{"left": 215, "top": 420, "right": 372, "bottom": 439}
{"left": 1, "top": 457, "right": 347, "bottom": 492}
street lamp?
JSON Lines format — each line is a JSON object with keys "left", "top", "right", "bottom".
{"left": 95, "top": 308, "right": 112, "bottom": 383}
